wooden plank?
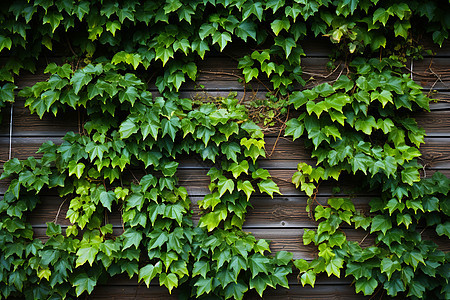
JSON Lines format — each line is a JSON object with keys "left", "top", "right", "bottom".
{"left": 12, "top": 55, "right": 450, "bottom": 95}
{"left": 1, "top": 167, "right": 450, "bottom": 197}
{"left": 88, "top": 284, "right": 369, "bottom": 299}
{"left": 2, "top": 136, "right": 450, "bottom": 170}
{"left": 89, "top": 273, "right": 357, "bottom": 286}
{"left": 2, "top": 98, "right": 450, "bottom": 138}
{"left": 2, "top": 167, "right": 450, "bottom": 198}
{"left": 31, "top": 225, "right": 448, "bottom": 261}
{"left": 89, "top": 285, "right": 177, "bottom": 299}
{"left": 26, "top": 195, "right": 373, "bottom": 229}
{"left": 31, "top": 227, "right": 375, "bottom": 260}
{"left": 0, "top": 169, "right": 370, "bottom": 197}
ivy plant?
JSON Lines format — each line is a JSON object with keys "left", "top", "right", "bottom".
{"left": 0, "top": 0, "right": 449, "bottom": 299}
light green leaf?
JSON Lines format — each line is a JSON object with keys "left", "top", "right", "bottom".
{"left": 257, "top": 179, "right": 281, "bottom": 198}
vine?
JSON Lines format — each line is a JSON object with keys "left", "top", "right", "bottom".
{"left": 0, "top": 0, "right": 449, "bottom": 299}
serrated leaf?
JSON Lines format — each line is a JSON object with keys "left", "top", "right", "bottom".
{"left": 237, "top": 180, "right": 255, "bottom": 200}
{"left": 300, "top": 270, "right": 316, "bottom": 287}
{"left": 355, "top": 277, "right": 378, "bottom": 295}
{"left": 138, "top": 262, "right": 162, "bottom": 288}
{"left": 257, "top": 179, "right": 281, "bottom": 198}
{"left": 73, "top": 273, "right": 97, "bottom": 296}
{"left": 285, "top": 118, "right": 304, "bottom": 140}
{"left": 159, "top": 273, "right": 178, "bottom": 294}
{"left": 217, "top": 178, "right": 234, "bottom": 197}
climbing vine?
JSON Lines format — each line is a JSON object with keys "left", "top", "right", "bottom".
{"left": 0, "top": 0, "right": 449, "bottom": 299}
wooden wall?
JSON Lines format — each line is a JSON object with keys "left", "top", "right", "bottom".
{"left": 1, "top": 39, "right": 450, "bottom": 299}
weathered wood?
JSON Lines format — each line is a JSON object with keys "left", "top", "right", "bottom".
{"left": 1, "top": 167, "right": 450, "bottom": 197}
{"left": 31, "top": 227, "right": 375, "bottom": 260}
{"left": 26, "top": 195, "right": 373, "bottom": 229}
{"left": 10, "top": 55, "right": 450, "bottom": 96}
{"left": 32, "top": 225, "right": 447, "bottom": 261}
{"left": 88, "top": 284, "right": 370, "bottom": 299}
{"left": 2, "top": 98, "right": 450, "bottom": 138}
{"left": 2, "top": 136, "right": 450, "bottom": 171}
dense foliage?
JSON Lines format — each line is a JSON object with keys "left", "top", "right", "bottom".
{"left": 0, "top": 0, "right": 449, "bottom": 299}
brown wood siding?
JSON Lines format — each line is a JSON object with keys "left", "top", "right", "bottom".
{"left": 1, "top": 40, "right": 450, "bottom": 298}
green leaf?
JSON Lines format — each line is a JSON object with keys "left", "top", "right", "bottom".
{"left": 43, "top": 11, "right": 64, "bottom": 32}
{"left": 249, "top": 254, "right": 270, "bottom": 278}
{"left": 394, "top": 20, "right": 411, "bottom": 39}
{"left": 249, "top": 275, "right": 271, "bottom": 297}
{"left": 371, "top": 35, "right": 386, "bottom": 50}
{"left": 373, "top": 8, "right": 390, "bottom": 26}
{"left": 242, "top": 67, "right": 259, "bottom": 82}
{"left": 68, "top": 161, "right": 85, "bottom": 179}
{"left": 217, "top": 177, "right": 235, "bottom": 197}
{"left": 370, "top": 215, "right": 392, "bottom": 235}
{"left": 122, "top": 228, "right": 143, "bottom": 250}
{"left": 119, "top": 119, "right": 138, "bottom": 139}
{"left": 436, "top": 222, "right": 450, "bottom": 238}
{"left": 138, "top": 262, "right": 162, "bottom": 287}
{"left": 199, "top": 24, "right": 216, "bottom": 40}
{"left": 355, "top": 277, "right": 378, "bottom": 295}
{"left": 221, "top": 142, "right": 240, "bottom": 162}
{"left": 161, "top": 161, "right": 179, "bottom": 177}
{"left": 275, "top": 251, "right": 293, "bottom": 265}
{"left": 73, "top": 273, "right": 97, "bottom": 296}
{"left": 76, "top": 247, "right": 98, "bottom": 267}
{"left": 274, "top": 37, "right": 296, "bottom": 58}
{"left": 98, "top": 191, "right": 115, "bottom": 211}
{"left": 106, "top": 20, "right": 121, "bottom": 36}
{"left": 325, "top": 257, "right": 343, "bottom": 277}
{"left": 194, "top": 277, "right": 213, "bottom": 297}
{"left": 257, "top": 179, "right": 281, "bottom": 198}
{"left": 46, "top": 222, "right": 61, "bottom": 236}
{"left": 224, "top": 281, "right": 248, "bottom": 300}
{"left": 300, "top": 270, "right": 316, "bottom": 287}
{"left": 381, "top": 257, "right": 401, "bottom": 280}
{"left": 271, "top": 18, "right": 290, "bottom": 36}
{"left": 155, "top": 47, "right": 174, "bottom": 66}
{"left": 384, "top": 277, "right": 405, "bottom": 296}
{"left": 351, "top": 153, "right": 371, "bottom": 175}
{"left": 236, "top": 20, "right": 257, "bottom": 41}
{"left": 193, "top": 260, "right": 210, "bottom": 279}
{"left": 285, "top": 118, "right": 304, "bottom": 140}
{"left": 159, "top": 273, "right": 178, "bottom": 294}
{"left": 229, "top": 160, "right": 249, "bottom": 178}
{"left": 237, "top": 180, "right": 255, "bottom": 200}
{"left": 212, "top": 31, "right": 232, "bottom": 51}
{"left": 289, "top": 91, "right": 308, "bottom": 108}
{"left": 70, "top": 70, "right": 92, "bottom": 94}
{"left": 401, "top": 167, "right": 420, "bottom": 185}
{"left": 346, "top": 262, "right": 371, "bottom": 279}
{"left": 0, "top": 35, "right": 12, "bottom": 52}
{"left": 162, "top": 118, "right": 180, "bottom": 141}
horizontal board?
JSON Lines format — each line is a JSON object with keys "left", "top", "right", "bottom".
{"left": 2, "top": 98, "right": 450, "bottom": 138}
{"left": 10, "top": 55, "right": 450, "bottom": 95}
{"left": 2, "top": 136, "right": 450, "bottom": 170}
{"left": 32, "top": 226, "right": 447, "bottom": 261}
{"left": 31, "top": 227, "right": 374, "bottom": 260}
{"left": 88, "top": 284, "right": 369, "bottom": 299}
{"left": 1, "top": 167, "right": 450, "bottom": 197}
{"left": 27, "top": 195, "right": 373, "bottom": 229}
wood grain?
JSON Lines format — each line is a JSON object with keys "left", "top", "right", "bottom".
{"left": 1, "top": 99, "right": 450, "bottom": 137}
{"left": 31, "top": 225, "right": 448, "bottom": 261}
{"left": 88, "top": 284, "right": 370, "bottom": 299}
{"left": 2, "top": 136, "right": 450, "bottom": 170}
{"left": 26, "top": 195, "right": 373, "bottom": 229}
